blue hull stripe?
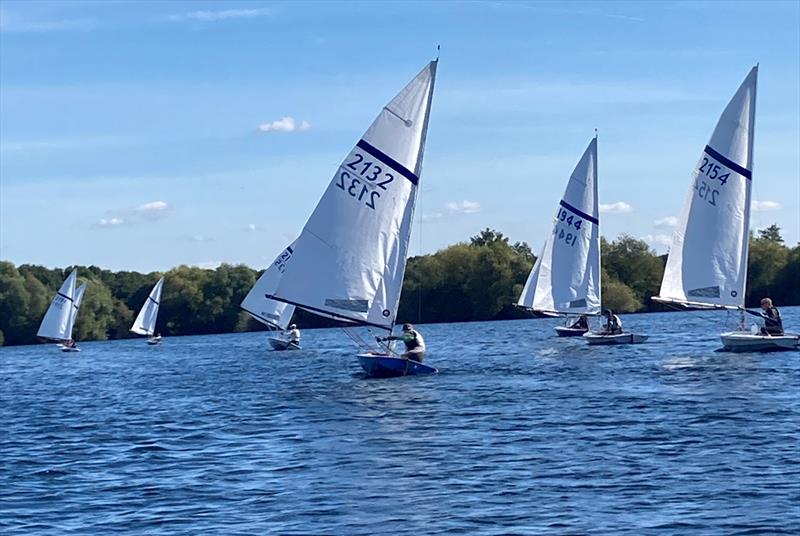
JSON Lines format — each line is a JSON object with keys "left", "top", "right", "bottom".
{"left": 704, "top": 145, "right": 751, "bottom": 180}
{"left": 559, "top": 200, "right": 599, "bottom": 225}
{"left": 356, "top": 139, "right": 419, "bottom": 186}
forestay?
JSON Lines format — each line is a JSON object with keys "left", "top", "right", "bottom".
{"left": 37, "top": 269, "right": 78, "bottom": 341}
{"left": 517, "top": 137, "right": 601, "bottom": 315}
{"left": 267, "top": 61, "right": 438, "bottom": 329}
{"left": 240, "top": 243, "right": 297, "bottom": 330}
{"left": 656, "top": 66, "right": 757, "bottom": 309}
{"left": 65, "top": 283, "right": 87, "bottom": 338}
{"left": 131, "top": 277, "right": 164, "bottom": 336}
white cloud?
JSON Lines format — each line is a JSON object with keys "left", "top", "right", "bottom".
{"left": 188, "top": 234, "right": 214, "bottom": 243}
{"left": 257, "top": 117, "right": 311, "bottom": 133}
{"left": 599, "top": 201, "right": 633, "bottom": 214}
{"left": 246, "top": 223, "right": 258, "bottom": 232}
{"left": 167, "top": 8, "right": 270, "bottom": 23}
{"left": 96, "top": 217, "right": 124, "bottom": 227}
{"left": 137, "top": 200, "right": 169, "bottom": 212}
{"left": 654, "top": 216, "right": 679, "bottom": 228}
{"left": 752, "top": 200, "right": 780, "bottom": 211}
{"left": 446, "top": 200, "right": 481, "bottom": 214}
{"left": 420, "top": 212, "right": 443, "bottom": 223}
{"left": 196, "top": 261, "right": 222, "bottom": 269}
{"left": 642, "top": 233, "right": 673, "bottom": 250}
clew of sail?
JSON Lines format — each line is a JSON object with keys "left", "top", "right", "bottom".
{"left": 37, "top": 269, "right": 78, "bottom": 342}
{"left": 655, "top": 66, "right": 757, "bottom": 309}
{"left": 131, "top": 277, "right": 164, "bottom": 336}
{"left": 240, "top": 243, "right": 297, "bottom": 330}
{"left": 517, "top": 137, "right": 601, "bottom": 315}
{"left": 267, "top": 60, "right": 438, "bottom": 329}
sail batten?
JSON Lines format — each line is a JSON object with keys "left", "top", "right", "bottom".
{"left": 517, "top": 137, "right": 601, "bottom": 316}
{"left": 657, "top": 66, "right": 758, "bottom": 309}
{"left": 268, "top": 60, "right": 438, "bottom": 329}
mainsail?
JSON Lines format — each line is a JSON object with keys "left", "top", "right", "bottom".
{"left": 655, "top": 66, "right": 758, "bottom": 309}
{"left": 266, "top": 60, "right": 438, "bottom": 329}
{"left": 131, "top": 277, "right": 164, "bottom": 336}
{"left": 64, "top": 282, "right": 87, "bottom": 338}
{"left": 240, "top": 242, "right": 297, "bottom": 330}
{"left": 37, "top": 269, "right": 78, "bottom": 342}
{"left": 517, "top": 137, "right": 601, "bottom": 315}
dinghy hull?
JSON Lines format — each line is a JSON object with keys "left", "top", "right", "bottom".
{"left": 357, "top": 354, "right": 437, "bottom": 378}
{"left": 269, "top": 337, "right": 300, "bottom": 351}
{"left": 584, "top": 332, "right": 649, "bottom": 345}
{"left": 555, "top": 326, "right": 588, "bottom": 337}
{"left": 146, "top": 338, "right": 161, "bottom": 346}
{"left": 720, "top": 331, "right": 800, "bottom": 352}
{"left": 61, "top": 347, "right": 80, "bottom": 353}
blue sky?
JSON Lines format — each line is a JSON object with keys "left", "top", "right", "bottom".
{"left": 1, "top": 0, "right": 798, "bottom": 272}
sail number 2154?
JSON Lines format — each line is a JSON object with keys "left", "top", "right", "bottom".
{"left": 694, "top": 179, "right": 719, "bottom": 207}
{"left": 336, "top": 153, "right": 395, "bottom": 210}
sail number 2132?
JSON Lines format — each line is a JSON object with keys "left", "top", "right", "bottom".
{"left": 335, "top": 153, "right": 395, "bottom": 210}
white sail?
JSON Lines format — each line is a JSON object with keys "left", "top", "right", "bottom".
{"left": 517, "top": 137, "right": 601, "bottom": 315}
{"left": 656, "top": 66, "right": 757, "bottom": 308}
{"left": 267, "top": 60, "right": 438, "bottom": 329}
{"left": 240, "top": 242, "right": 297, "bottom": 330}
{"left": 131, "top": 277, "right": 164, "bottom": 336}
{"left": 37, "top": 269, "right": 78, "bottom": 341}
{"left": 64, "top": 282, "right": 87, "bottom": 338}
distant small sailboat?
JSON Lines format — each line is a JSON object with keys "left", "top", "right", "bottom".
{"left": 517, "top": 137, "right": 601, "bottom": 337}
{"left": 240, "top": 243, "right": 299, "bottom": 351}
{"left": 264, "top": 58, "right": 439, "bottom": 377}
{"left": 653, "top": 65, "right": 797, "bottom": 352}
{"left": 130, "top": 277, "right": 164, "bottom": 345}
{"left": 38, "top": 269, "right": 82, "bottom": 352}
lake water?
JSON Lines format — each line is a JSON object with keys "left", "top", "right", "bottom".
{"left": 2, "top": 308, "right": 799, "bottom": 535}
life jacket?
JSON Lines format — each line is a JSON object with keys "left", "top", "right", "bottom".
{"left": 404, "top": 330, "right": 425, "bottom": 352}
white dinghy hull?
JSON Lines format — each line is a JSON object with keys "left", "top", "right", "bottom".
{"left": 269, "top": 337, "right": 300, "bottom": 351}
{"left": 720, "top": 331, "right": 800, "bottom": 352}
{"left": 584, "top": 332, "right": 649, "bottom": 345}
{"left": 554, "top": 326, "right": 588, "bottom": 337}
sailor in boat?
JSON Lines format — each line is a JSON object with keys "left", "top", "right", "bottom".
{"left": 600, "top": 309, "right": 623, "bottom": 335}
{"left": 570, "top": 315, "right": 589, "bottom": 330}
{"left": 377, "top": 323, "right": 426, "bottom": 363}
{"left": 744, "top": 298, "right": 784, "bottom": 336}
{"left": 64, "top": 339, "right": 77, "bottom": 349}
{"left": 285, "top": 324, "right": 300, "bottom": 346}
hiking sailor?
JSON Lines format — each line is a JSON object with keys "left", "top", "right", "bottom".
{"left": 377, "top": 323, "right": 426, "bottom": 363}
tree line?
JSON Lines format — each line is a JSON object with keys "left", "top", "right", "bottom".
{"left": 0, "top": 225, "right": 796, "bottom": 346}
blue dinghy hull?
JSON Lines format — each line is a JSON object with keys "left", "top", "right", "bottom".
{"left": 357, "top": 354, "right": 437, "bottom": 378}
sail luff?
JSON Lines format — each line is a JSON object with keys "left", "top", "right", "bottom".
{"left": 65, "top": 282, "right": 86, "bottom": 339}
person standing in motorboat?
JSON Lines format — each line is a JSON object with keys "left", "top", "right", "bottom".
{"left": 286, "top": 324, "right": 301, "bottom": 346}
{"left": 745, "top": 298, "right": 784, "bottom": 336}
{"left": 377, "top": 323, "right": 426, "bottom": 363}
{"left": 601, "top": 309, "right": 623, "bottom": 335}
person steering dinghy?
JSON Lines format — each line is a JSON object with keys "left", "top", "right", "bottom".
{"left": 376, "top": 323, "right": 426, "bottom": 363}
{"left": 601, "top": 309, "right": 623, "bottom": 335}
{"left": 744, "top": 298, "right": 784, "bottom": 336}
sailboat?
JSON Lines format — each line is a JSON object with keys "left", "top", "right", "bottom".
{"left": 264, "top": 58, "right": 439, "bottom": 377}
{"left": 37, "top": 269, "right": 82, "bottom": 351}
{"left": 653, "top": 66, "right": 797, "bottom": 352}
{"left": 517, "top": 137, "right": 602, "bottom": 337}
{"left": 130, "top": 277, "right": 164, "bottom": 345}
{"left": 240, "top": 243, "right": 299, "bottom": 351}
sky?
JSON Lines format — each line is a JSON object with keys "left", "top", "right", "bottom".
{"left": 1, "top": 0, "right": 798, "bottom": 272}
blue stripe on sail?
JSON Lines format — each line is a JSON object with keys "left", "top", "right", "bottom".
{"left": 704, "top": 145, "right": 751, "bottom": 180}
{"left": 286, "top": 246, "right": 293, "bottom": 254}
{"left": 147, "top": 296, "right": 160, "bottom": 306}
{"left": 356, "top": 139, "right": 419, "bottom": 186}
{"left": 57, "top": 292, "right": 74, "bottom": 302}
{"left": 559, "top": 200, "right": 599, "bottom": 225}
